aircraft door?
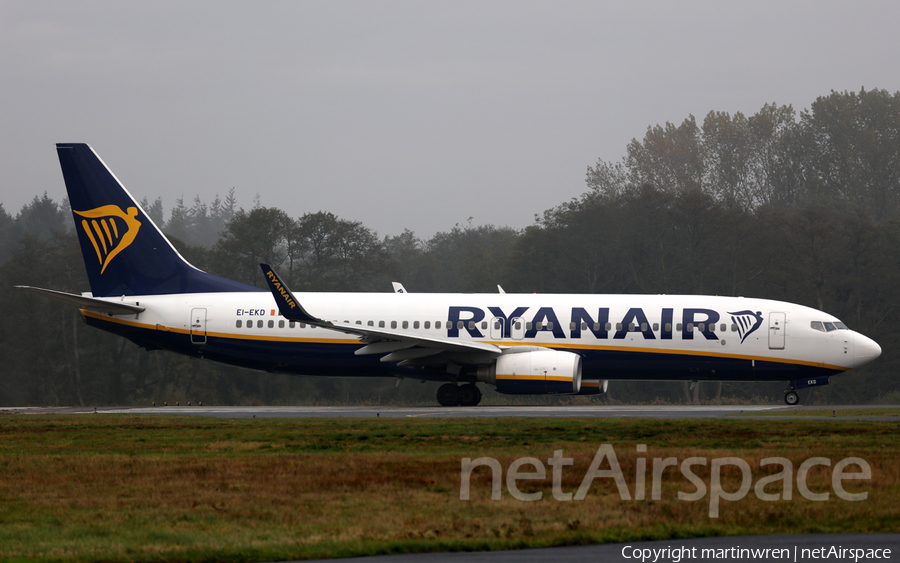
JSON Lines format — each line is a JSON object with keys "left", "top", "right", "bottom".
{"left": 490, "top": 317, "right": 504, "bottom": 340}
{"left": 191, "top": 308, "right": 207, "bottom": 344}
{"left": 510, "top": 317, "right": 525, "bottom": 340}
{"left": 768, "top": 312, "right": 785, "bottom": 350}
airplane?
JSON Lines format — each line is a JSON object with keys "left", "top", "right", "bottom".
{"left": 17, "top": 143, "right": 882, "bottom": 407}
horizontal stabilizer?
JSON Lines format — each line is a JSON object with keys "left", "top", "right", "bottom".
{"left": 16, "top": 286, "right": 145, "bottom": 314}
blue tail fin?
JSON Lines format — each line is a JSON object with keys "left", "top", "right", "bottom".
{"left": 57, "top": 143, "right": 262, "bottom": 297}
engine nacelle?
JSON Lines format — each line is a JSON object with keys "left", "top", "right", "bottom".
{"left": 477, "top": 350, "right": 582, "bottom": 395}
{"left": 577, "top": 379, "right": 609, "bottom": 396}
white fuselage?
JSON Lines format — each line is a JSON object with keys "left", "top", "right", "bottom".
{"left": 81, "top": 291, "right": 880, "bottom": 382}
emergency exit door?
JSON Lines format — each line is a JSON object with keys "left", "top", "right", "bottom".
{"left": 191, "top": 308, "right": 207, "bottom": 344}
{"left": 768, "top": 312, "right": 785, "bottom": 350}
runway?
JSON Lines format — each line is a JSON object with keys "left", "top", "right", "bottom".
{"left": 6, "top": 404, "right": 898, "bottom": 420}
{"left": 301, "top": 534, "right": 900, "bottom": 563}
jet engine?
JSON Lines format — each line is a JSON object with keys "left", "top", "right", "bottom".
{"left": 476, "top": 349, "right": 582, "bottom": 395}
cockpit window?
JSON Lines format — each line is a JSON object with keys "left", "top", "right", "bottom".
{"left": 813, "top": 320, "right": 849, "bottom": 332}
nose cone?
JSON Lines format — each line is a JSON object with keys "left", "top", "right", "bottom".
{"left": 853, "top": 332, "right": 882, "bottom": 367}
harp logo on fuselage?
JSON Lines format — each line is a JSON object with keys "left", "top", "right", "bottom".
{"left": 728, "top": 310, "right": 764, "bottom": 344}
{"left": 74, "top": 205, "right": 142, "bottom": 274}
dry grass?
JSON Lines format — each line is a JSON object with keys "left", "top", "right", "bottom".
{"left": 733, "top": 407, "right": 900, "bottom": 417}
{"left": 0, "top": 415, "right": 897, "bottom": 561}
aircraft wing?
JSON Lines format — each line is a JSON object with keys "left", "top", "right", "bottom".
{"left": 260, "top": 264, "right": 501, "bottom": 366}
{"left": 16, "top": 286, "right": 146, "bottom": 314}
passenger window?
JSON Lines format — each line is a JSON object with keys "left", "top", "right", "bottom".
{"left": 698, "top": 323, "right": 705, "bottom": 332}
{"left": 514, "top": 321, "right": 521, "bottom": 330}
{"left": 629, "top": 323, "right": 636, "bottom": 331}
{"left": 436, "top": 321, "right": 442, "bottom": 329}
{"left": 236, "top": 320, "right": 242, "bottom": 328}
{"left": 593, "top": 322, "right": 601, "bottom": 331}
{"left": 824, "top": 322, "right": 836, "bottom": 332}
{"left": 810, "top": 321, "right": 825, "bottom": 332}
{"left": 676, "top": 323, "right": 683, "bottom": 331}
{"left": 526, "top": 322, "right": 533, "bottom": 330}
{"left": 687, "top": 323, "right": 694, "bottom": 331}
{"left": 299, "top": 323, "right": 306, "bottom": 329}
{"left": 547, "top": 322, "right": 554, "bottom": 330}
{"left": 653, "top": 323, "right": 659, "bottom": 331}
{"left": 257, "top": 320, "right": 263, "bottom": 328}
{"left": 605, "top": 323, "right": 612, "bottom": 331}
{"left": 290, "top": 321, "right": 296, "bottom": 328}
{"left": 481, "top": 321, "right": 487, "bottom": 330}
{"left": 616, "top": 323, "right": 622, "bottom": 331}
{"left": 424, "top": 321, "right": 431, "bottom": 329}
{"left": 494, "top": 321, "right": 501, "bottom": 330}
{"left": 355, "top": 320, "right": 361, "bottom": 325}
{"left": 391, "top": 321, "right": 397, "bottom": 329}
{"left": 731, "top": 324, "right": 737, "bottom": 332}
{"left": 641, "top": 323, "right": 648, "bottom": 331}
{"left": 379, "top": 321, "right": 385, "bottom": 328}
{"left": 571, "top": 322, "right": 578, "bottom": 330}
{"left": 720, "top": 323, "right": 726, "bottom": 332}
{"left": 367, "top": 321, "right": 374, "bottom": 326}
{"left": 468, "top": 321, "right": 475, "bottom": 330}
{"left": 247, "top": 322, "right": 253, "bottom": 330}
{"left": 665, "top": 323, "right": 672, "bottom": 332}
{"left": 279, "top": 320, "right": 285, "bottom": 328}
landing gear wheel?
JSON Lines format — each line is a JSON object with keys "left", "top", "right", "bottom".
{"left": 784, "top": 391, "right": 800, "bottom": 406}
{"left": 458, "top": 383, "right": 482, "bottom": 406}
{"left": 437, "top": 383, "right": 461, "bottom": 406}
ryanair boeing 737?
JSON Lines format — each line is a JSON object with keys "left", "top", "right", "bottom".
{"left": 17, "top": 144, "right": 882, "bottom": 406}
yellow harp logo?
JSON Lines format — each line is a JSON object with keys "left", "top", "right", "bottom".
{"left": 74, "top": 205, "right": 142, "bottom": 274}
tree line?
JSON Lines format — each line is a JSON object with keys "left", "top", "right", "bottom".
{"left": 2, "top": 88, "right": 899, "bottom": 406}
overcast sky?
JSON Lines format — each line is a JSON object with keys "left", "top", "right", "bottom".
{"left": 2, "top": 1, "right": 899, "bottom": 238}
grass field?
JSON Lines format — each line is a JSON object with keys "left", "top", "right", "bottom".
{"left": 733, "top": 407, "right": 900, "bottom": 417}
{"left": 0, "top": 414, "right": 897, "bottom": 562}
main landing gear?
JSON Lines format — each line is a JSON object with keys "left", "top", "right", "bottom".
{"left": 437, "top": 383, "right": 482, "bottom": 406}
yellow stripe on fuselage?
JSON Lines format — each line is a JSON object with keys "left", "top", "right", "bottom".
{"left": 480, "top": 339, "right": 848, "bottom": 372}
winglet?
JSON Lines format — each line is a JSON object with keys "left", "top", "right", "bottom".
{"left": 259, "top": 263, "right": 321, "bottom": 324}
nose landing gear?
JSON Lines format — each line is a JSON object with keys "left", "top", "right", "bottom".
{"left": 782, "top": 376, "right": 829, "bottom": 406}
{"left": 783, "top": 389, "right": 800, "bottom": 405}
{"left": 436, "top": 383, "right": 482, "bottom": 406}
